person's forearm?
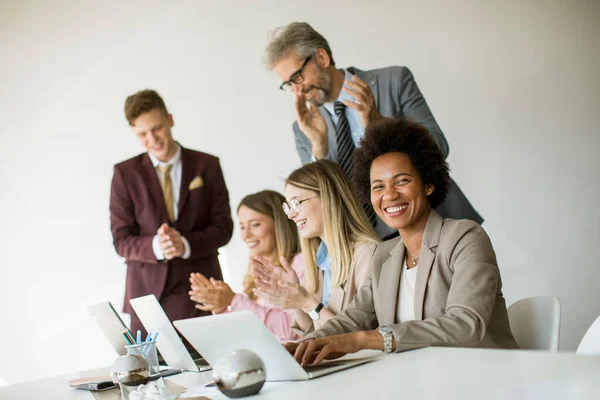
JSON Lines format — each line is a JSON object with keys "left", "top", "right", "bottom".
{"left": 356, "top": 330, "right": 387, "bottom": 351}
{"left": 113, "top": 232, "right": 160, "bottom": 264}
{"left": 311, "top": 141, "right": 328, "bottom": 160}
{"left": 293, "top": 309, "right": 313, "bottom": 333}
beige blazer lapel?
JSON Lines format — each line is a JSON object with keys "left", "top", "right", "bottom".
{"left": 378, "top": 240, "right": 405, "bottom": 325}
{"left": 414, "top": 211, "right": 443, "bottom": 320}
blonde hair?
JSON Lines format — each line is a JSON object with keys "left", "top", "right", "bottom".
{"left": 238, "top": 190, "right": 300, "bottom": 299}
{"left": 286, "top": 160, "right": 379, "bottom": 294}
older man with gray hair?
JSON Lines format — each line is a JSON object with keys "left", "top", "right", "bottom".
{"left": 264, "top": 22, "right": 482, "bottom": 239}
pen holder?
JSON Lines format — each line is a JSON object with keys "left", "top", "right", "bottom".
{"left": 126, "top": 341, "right": 159, "bottom": 376}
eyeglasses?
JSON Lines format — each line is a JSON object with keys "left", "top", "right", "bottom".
{"left": 282, "top": 195, "right": 318, "bottom": 216}
{"left": 279, "top": 56, "right": 312, "bottom": 92}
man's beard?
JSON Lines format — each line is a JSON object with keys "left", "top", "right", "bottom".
{"left": 304, "top": 71, "right": 332, "bottom": 107}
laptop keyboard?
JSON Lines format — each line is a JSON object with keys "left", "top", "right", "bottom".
{"left": 303, "top": 359, "right": 355, "bottom": 372}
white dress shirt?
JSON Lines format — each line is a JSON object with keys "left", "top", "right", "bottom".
{"left": 148, "top": 145, "right": 191, "bottom": 260}
{"left": 395, "top": 263, "right": 417, "bottom": 323}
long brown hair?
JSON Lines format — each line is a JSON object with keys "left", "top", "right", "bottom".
{"left": 286, "top": 160, "right": 379, "bottom": 293}
{"left": 238, "top": 190, "right": 300, "bottom": 299}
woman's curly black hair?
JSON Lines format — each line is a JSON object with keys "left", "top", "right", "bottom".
{"left": 353, "top": 118, "right": 450, "bottom": 209}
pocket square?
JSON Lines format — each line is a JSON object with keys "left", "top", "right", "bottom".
{"left": 189, "top": 176, "right": 203, "bottom": 190}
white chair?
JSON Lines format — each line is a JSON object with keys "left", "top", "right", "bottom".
{"left": 577, "top": 314, "right": 600, "bottom": 355}
{"left": 507, "top": 296, "right": 561, "bottom": 351}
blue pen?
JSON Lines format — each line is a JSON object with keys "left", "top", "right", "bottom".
{"left": 152, "top": 331, "right": 160, "bottom": 342}
{"left": 137, "top": 330, "right": 142, "bottom": 345}
{"left": 145, "top": 331, "right": 152, "bottom": 343}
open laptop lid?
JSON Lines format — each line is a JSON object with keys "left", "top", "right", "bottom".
{"left": 87, "top": 301, "right": 129, "bottom": 356}
{"left": 174, "top": 311, "right": 307, "bottom": 381}
{"left": 129, "top": 295, "right": 199, "bottom": 372}
{"left": 174, "top": 311, "right": 378, "bottom": 381}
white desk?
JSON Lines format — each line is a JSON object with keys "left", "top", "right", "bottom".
{"left": 2, "top": 347, "right": 600, "bottom": 399}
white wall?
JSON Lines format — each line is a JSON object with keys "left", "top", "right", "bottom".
{"left": 0, "top": 0, "right": 598, "bottom": 385}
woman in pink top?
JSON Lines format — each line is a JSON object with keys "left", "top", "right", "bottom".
{"left": 188, "top": 190, "right": 303, "bottom": 341}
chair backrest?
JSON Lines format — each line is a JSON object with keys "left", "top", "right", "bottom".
{"left": 507, "top": 296, "right": 561, "bottom": 351}
{"left": 577, "top": 314, "right": 600, "bottom": 355}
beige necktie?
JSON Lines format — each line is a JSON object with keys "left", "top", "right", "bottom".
{"left": 157, "top": 165, "right": 175, "bottom": 222}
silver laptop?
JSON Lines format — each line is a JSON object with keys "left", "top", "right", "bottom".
{"left": 87, "top": 301, "right": 130, "bottom": 356}
{"left": 129, "top": 294, "right": 211, "bottom": 372}
{"left": 173, "top": 310, "right": 380, "bottom": 381}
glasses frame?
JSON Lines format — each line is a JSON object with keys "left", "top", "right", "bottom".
{"left": 282, "top": 195, "right": 319, "bottom": 216}
{"left": 279, "top": 55, "right": 312, "bottom": 92}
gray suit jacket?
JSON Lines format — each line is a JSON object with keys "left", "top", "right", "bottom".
{"left": 304, "top": 210, "right": 518, "bottom": 352}
{"left": 292, "top": 66, "right": 483, "bottom": 231}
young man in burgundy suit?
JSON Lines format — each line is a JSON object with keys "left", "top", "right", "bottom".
{"left": 110, "top": 89, "right": 233, "bottom": 335}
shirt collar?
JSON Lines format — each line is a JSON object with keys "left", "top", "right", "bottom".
{"left": 316, "top": 241, "right": 330, "bottom": 270}
{"left": 323, "top": 69, "right": 357, "bottom": 115}
{"left": 148, "top": 144, "right": 181, "bottom": 168}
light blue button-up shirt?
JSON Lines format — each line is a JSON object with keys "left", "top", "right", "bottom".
{"left": 323, "top": 69, "right": 365, "bottom": 146}
{"left": 316, "top": 241, "right": 332, "bottom": 306}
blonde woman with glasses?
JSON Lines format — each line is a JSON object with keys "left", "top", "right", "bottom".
{"left": 253, "top": 160, "right": 380, "bottom": 335}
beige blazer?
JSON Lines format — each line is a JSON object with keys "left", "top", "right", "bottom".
{"left": 292, "top": 240, "right": 378, "bottom": 336}
{"left": 305, "top": 211, "right": 518, "bottom": 351}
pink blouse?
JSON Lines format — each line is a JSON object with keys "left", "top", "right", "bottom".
{"left": 224, "top": 253, "right": 304, "bottom": 342}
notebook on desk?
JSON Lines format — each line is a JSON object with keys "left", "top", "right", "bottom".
{"left": 129, "top": 295, "right": 211, "bottom": 372}
{"left": 173, "top": 311, "right": 381, "bottom": 381}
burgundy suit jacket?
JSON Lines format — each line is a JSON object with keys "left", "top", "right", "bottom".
{"left": 109, "top": 146, "right": 233, "bottom": 321}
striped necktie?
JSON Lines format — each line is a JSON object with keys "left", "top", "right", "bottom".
{"left": 333, "top": 102, "right": 377, "bottom": 227}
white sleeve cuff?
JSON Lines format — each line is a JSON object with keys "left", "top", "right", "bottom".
{"left": 181, "top": 236, "right": 191, "bottom": 259}
{"left": 152, "top": 235, "right": 165, "bottom": 260}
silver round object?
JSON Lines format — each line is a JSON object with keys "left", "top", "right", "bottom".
{"left": 212, "top": 349, "right": 266, "bottom": 398}
{"left": 110, "top": 354, "right": 150, "bottom": 387}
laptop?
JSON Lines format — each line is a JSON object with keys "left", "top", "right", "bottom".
{"left": 87, "top": 301, "right": 130, "bottom": 356}
{"left": 173, "top": 310, "right": 380, "bottom": 381}
{"left": 129, "top": 294, "right": 211, "bottom": 372}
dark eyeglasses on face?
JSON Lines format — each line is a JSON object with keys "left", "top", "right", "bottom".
{"left": 279, "top": 56, "right": 312, "bottom": 92}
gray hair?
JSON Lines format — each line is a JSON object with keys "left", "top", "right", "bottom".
{"left": 264, "top": 22, "right": 335, "bottom": 69}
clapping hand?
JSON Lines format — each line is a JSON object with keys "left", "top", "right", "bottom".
{"left": 252, "top": 255, "right": 300, "bottom": 288}
{"left": 158, "top": 223, "right": 185, "bottom": 260}
{"left": 295, "top": 92, "right": 328, "bottom": 159}
{"left": 189, "top": 272, "right": 234, "bottom": 314}
{"left": 342, "top": 75, "right": 381, "bottom": 128}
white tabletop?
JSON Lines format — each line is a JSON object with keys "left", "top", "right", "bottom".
{"left": 2, "top": 347, "right": 600, "bottom": 399}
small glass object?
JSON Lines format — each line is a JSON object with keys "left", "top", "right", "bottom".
{"left": 126, "top": 341, "right": 159, "bottom": 376}
{"left": 213, "top": 349, "right": 266, "bottom": 398}
{"left": 110, "top": 353, "right": 150, "bottom": 387}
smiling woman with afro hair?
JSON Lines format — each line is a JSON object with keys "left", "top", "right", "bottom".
{"left": 353, "top": 117, "right": 450, "bottom": 211}
{"left": 284, "top": 118, "right": 518, "bottom": 363}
